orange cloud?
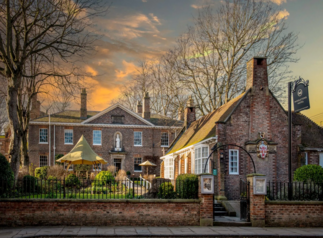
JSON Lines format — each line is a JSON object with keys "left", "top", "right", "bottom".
{"left": 115, "top": 60, "right": 140, "bottom": 79}
{"left": 270, "top": 0, "right": 287, "bottom": 5}
{"left": 277, "top": 9, "right": 290, "bottom": 20}
{"left": 85, "top": 66, "right": 98, "bottom": 77}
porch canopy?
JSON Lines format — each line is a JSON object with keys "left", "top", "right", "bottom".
{"left": 57, "top": 135, "right": 107, "bottom": 170}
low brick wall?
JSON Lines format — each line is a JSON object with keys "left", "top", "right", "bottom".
{"left": 265, "top": 201, "right": 323, "bottom": 227}
{"left": 0, "top": 199, "right": 200, "bottom": 227}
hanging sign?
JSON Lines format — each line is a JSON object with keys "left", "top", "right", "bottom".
{"left": 293, "top": 78, "right": 310, "bottom": 113}
{"left": 213, "top": 169, "right": 217, "bottom": 176}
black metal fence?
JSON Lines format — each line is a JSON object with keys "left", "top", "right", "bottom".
{"left": 267, "top": 181, "right": 323, "bottom": 201}
{"left": 0, "top": 178, "right": 198, "bottom": 200}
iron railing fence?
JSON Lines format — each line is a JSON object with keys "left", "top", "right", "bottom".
{"left": 267, "top": 181, "right": 323, "bottom": 201}
{"left": 0, "top": 178, "right": 198, "bottom": 200}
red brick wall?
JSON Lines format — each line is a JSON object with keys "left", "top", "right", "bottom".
{"left": 0, "top": 199, "right": 200, "bottom": 227}
{"left": 28, "top": 124, "right": 176, "bottom": 176}
{"left": 265, "top": 202, "right": 323, "bottom": 227}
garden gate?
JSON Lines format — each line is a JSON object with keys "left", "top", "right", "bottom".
{"left": 240, "top": 179, "right": 250, "bottom": 221}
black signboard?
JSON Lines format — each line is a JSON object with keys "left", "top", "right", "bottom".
{"left": 293, "top": 81, "right": 310, "bottom": 113}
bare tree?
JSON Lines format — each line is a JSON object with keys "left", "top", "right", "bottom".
{"left": 0, "top": 0, "right": 108, "bottom": 179}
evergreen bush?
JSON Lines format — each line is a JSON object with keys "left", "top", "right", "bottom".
{"left": 23, "top": 175, "right": 38, "bottom": 193}
{"left": 35, "top": 166, "right": 49, "bottom": 179}
{"left": 294, "top": 164, "right": 323, "bottom": 183}
{"left": 65, "top": 174, "right": 80, "bottom": 187}
{"left": 0, "top": 153, "right": 14, "bottom": 197}
{"left": 157, "top": 182, "right": 176, "bottom": 199}
{"left": 176, "top": 174, "right": 198, "bottom": 198}
{"left": 93, "top": 171, "right": 115, "bottom": 186}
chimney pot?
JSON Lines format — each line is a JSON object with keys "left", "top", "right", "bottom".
{"left": 136, "top": 100, "right": 142, "bottom": 114}
{"left": 142, "top": 92, "right": 150, "bottom": 120}
{"left": 80, "top": 88, "right": 87, "bottom": 119}
{"left": 246, "top": 57, "right": 268, "bottom": 91}
{"left": 184, "top": 96, "right": 196, "bottom": 129}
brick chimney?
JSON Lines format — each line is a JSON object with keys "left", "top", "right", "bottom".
{"left": 136, "top": 100, "right": 142, "bottom": 114}
{"left": 80, "top": 88, "right": 87, "bottom": 119}
{"left": 184, "top": 96, "right": 196, "bottom": 129}
{"left": 178, "top": 107, "right": 184, "bottom": 121}
{"left": 30, "top": 94, "right": 41, "bottom": 120}
{"left": 246, "top": 57, "right": 268, "bottom": 91}
{"left": 142, "top": 92, "right": 150, "bottom": 120}
{"left": 247, "top": 56, "right": 272, "bottom": 140}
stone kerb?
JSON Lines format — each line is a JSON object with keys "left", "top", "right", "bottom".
{"left": 198, "top": 174, "right": 214, "bottom": 226}
{"left": 247, "top": 173, "right": 266, "bottom": 227}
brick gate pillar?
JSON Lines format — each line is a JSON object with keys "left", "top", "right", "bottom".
{"left": 247, "top": 174, "right": 266, "bottom": 227}
{"left": 198, "top": 174, "right": 214, "bottom": 226}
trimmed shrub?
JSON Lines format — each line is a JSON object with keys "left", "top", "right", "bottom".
{"left": 47, "top": 165, "right": 66, "bottom": 180}
{"left": 158, "top": 182, "right": 176, "bottom": 199}
{"left": 94, "top": 171, "right": 115, "bottom": 186}
{"left": 65, "top": 174, "right": 80, "bottom": 187}
{"left": 35, "top": 166, "right": 49, "bottom": 179}
{"left": 0, "top": 153, "right": 14, "bottom": 197}
{"left": 176, "top": 174, "right": 198, "bottom": 199}
{"left": 23, "top": 175, "right": 38, "bottom": 193}
{"left": 294, "top": 164, "right": 323, "bottom": 183}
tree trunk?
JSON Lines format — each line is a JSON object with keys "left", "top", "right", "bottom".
{"left": 7, "top": 77, "right": 22, "bottom": 181}
{"left": 21, "top": 131, "right": 29, "bottom": 167}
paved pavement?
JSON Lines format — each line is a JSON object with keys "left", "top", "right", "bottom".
{"left": 0, "top": 226, "right": 323, "bottom": 238}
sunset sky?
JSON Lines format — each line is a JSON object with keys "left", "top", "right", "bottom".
{"left": 75, "top": 0, "right": 323, "bottom": 124}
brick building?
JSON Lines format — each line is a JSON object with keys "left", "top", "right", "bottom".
{"left": 0, "top": 122, "right": 10, "bottom": 160}
{"left": 28, "top": 91, "right": 183, "bottom": 176}
{"left": 161, "top": 57, "right": 323, "bottom": 200}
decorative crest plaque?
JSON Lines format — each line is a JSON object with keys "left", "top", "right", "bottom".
{"left": 257, "top": 133, "right": 268, "bottom": 159}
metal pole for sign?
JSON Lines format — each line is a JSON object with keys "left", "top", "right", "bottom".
{"left": 288, "top": 82, "right": 292, "bottom": 200}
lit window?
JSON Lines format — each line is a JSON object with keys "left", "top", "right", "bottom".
{"left": 39, "top": 129, "right": 48, "bottom": 143}
{"left": 93, "top": 163, "right": 101, "bottom": 171}
{"left": 93, "top": 130, "right": 102, "bottom": 145}
{"left": 134, "top": 131, "right": 142, "bottom": 146}
{"left": 134, "top": 158, "right": 142, "bottom": 172}
{"left": 229, "top": 149, "right": 239, "bottom": 175}
{"left": 195, "top": 146, "right": 209, "bottom": 174}
{"left": 40, "top": 155, "right": 48, "bottom": 167}
{"left": 164, "top": 157, "right": 174, "bottom": 179}
{"left": 161, "top": 132, "right": 169, "bottom": 147}
{"left": 64, "top": 129, "right": 73, "bottom": 144}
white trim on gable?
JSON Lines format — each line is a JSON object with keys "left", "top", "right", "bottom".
{"left": 81, "top": 104, "right": 155, "bottom": 126}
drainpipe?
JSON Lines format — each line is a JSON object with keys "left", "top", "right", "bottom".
{"left": 53, "top": 125, "right": 56, "bottom": 165}
{"left": 49, "top": 113, "right": 51, "bottom": 166}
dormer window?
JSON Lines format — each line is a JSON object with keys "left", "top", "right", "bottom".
{"left": 112, "top": 115, "right": 124, "bottom": 124}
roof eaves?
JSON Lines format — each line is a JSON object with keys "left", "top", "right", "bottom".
{"left": 165, "top": 126, "right": 185, "bottom": 155}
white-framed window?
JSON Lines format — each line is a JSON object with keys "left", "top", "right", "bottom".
{"left": 229, "top": 149, "right": 239, "bottom": 175}
{"left": 64, "top": 129, "right": 73, "bottom": 144}
{"left": 161, "top": 132, "right": 169, "bottom": 147}
{"left": 93, "top": 130, "right": 102, "bottom": 145}
{"left": 39, "top": 128, "right": 48, "bottom": 144}
{"left": 164, "top": 157, "right": 174, "bottom": 179}
{"left": 64, "top": 163, "right": 74, "bottom": 171}
{"left": 304, "top": 152, "right": 308, "bottom": 166}
{"left": 134, "top": 131, "right": 142, "bottom": 146}
{"left": 40, "top": 155, "right": 48, "bottom": 167}
{"left": 320, "top": 153, "right": 323, "bottom": 168}
{"left": 195, "top": 146, "right": 209, "bottom": 174}
{"left": 93, "top": 163, "right": 102, "bottom": 171}
{"left": 134, "top": 158, "right": 142, "bottom": 172}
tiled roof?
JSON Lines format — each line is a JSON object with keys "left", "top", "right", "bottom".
{"left": 292, "top": 112, "right": 323, "bottom": 148}
{"left": 167, "top": 92, "right": 246, "bottom": 155}
{"left": 32, "top": 110, "right": 183, "bottom": 127}
{"left": 32, "top": 110, "right": 100, "bottom": 123}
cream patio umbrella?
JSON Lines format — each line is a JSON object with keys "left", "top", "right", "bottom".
{"left": 57, "top": 135, "right": 107, "bottom": 171}
{"left": 139, "top": 160, "right": 157, "bottom": 177}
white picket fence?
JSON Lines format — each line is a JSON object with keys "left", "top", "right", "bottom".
{"left": 139, "top": 176, "right": 151, "bottom": 190}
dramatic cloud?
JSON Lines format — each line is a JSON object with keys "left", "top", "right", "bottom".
{"left": 149, "top": 13, "right": 161, "bottom": 25}
{"left": 277, "top": 9, "right": 290, "bottom": 20}
{"left": 270, "top": 0, "right": 287, "bottom": 5}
